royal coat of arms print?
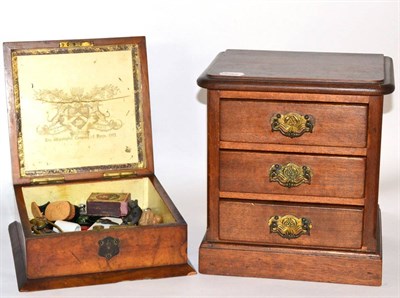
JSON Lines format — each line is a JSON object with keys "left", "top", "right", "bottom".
{"left": 35, "top": 84, "right": 123, "bottom": 137}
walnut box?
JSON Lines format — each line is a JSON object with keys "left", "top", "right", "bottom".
{"left": 4, "top": 36, "right": 195, "bottom": 291}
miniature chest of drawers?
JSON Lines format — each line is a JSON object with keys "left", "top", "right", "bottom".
{"left": 197, "top": 50, "right": 395, "bottom": 286}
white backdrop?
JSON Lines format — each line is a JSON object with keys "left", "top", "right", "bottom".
{"left": 0, "top": 1, "right": 399, "bottom": 297}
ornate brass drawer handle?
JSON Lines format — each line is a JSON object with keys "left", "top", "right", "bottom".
{"left": 271, "top": 112, "right": 314, "bottom": 138}
{"left": 268, "top": 215, "right": 312, "bottom": 239}
{"left": 269, "top": 162, "right": 312, "bottom": 188}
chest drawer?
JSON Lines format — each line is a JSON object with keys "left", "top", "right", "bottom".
{"left": 220, "top": 99, "right": 368, "bottom": 148}
{"left": 220, "top": 151, "right": 365, "bottom": 198}
{"left": 219, "top": 200, "right": 363, "bottom": 249}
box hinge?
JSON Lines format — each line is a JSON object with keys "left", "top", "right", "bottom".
{"left": 30, "top": 176, "right": 65, "bottom": 185}
{"left": 59, "top": 41, "right": 94, "bottom": 48}
{"left": 103, "top": 171, "right": 137, "bottom": 179}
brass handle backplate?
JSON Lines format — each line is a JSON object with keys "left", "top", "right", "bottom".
{"left": 269, "top": 162, "right": 312, "bottom": 188}
{"left": 98, "top": 236, "right": 120, "bottom": 260}
{"left": 271, "top": 112, "right": 314, "bottom": 138}
{"left": 268, "top": 215, "right": 312, "bottom": 239}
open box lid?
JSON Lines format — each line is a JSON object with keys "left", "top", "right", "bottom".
{"left": 4, "top": 37, "right": 154, "bottom": 185}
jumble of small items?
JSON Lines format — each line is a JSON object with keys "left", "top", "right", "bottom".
{"left": 29, "top": 192, "right": 163, "bottom": 234}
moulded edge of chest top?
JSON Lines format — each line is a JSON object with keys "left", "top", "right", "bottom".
{"left": 197, "top": 57, "right": 395, "bottom": 97}
{"left": 214, "top": 90, "right": 382, "bottom": 104}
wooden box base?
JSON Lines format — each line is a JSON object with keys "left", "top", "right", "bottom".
{"left": 199, "top": 215, "right": 382, "bottom": 286}
{"left": 10, "top": 222, "right": 195, "bottom": 291}
{"left": 9, "top": 176, "right": 196, "bottom": 291}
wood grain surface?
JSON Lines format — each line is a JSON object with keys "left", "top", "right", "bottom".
{"left": 219, "top": 200, "right": 363, "bottom": 249}
{"left": 199, "top": 227, "right": 382, "bottom": 286}
{"left": 207, "top": 50, "right": 384, "bottom": 83}
{"left": 197, "top": 49, "right": 394, "bottom": 286}
{"left": 26, "top": 224, "right": 188, "bottom": 279}
{"left": 219, "top": 150, "right": 366, "bottom": 199}
{"left": 197, "top": 50, "right": 394, "bottom": 95}
{"left": 220, "top": 99, "right": 368, "bottom": 148}
{"left": 10, "top": 221, "right": 195, "bottom": 291}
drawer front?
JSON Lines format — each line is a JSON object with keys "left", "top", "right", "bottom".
{"left": 220, "top": 99, "right": 368, "bottom": 148}
{"left": 220, "top": 151, "right": 365, "bottom": 198}
{"left": 219, "top": 200, "right": 363, "bottom": 249}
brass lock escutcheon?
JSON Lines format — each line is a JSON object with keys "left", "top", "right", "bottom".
{"left": 269, "top": 162, "right": 312, "bottom": 188}
{"left": 271, "top": 112, "right": 314, "bottom": 138}
{"left": 268, "top": 215, "right": 312, "bottom": 239}
{"left": 98, "top": 236, "right": 120, "bottom": 260}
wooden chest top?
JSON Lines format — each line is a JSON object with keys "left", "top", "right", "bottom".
{"left": 198, "top": 50, "right": 394, "bottom": 95}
